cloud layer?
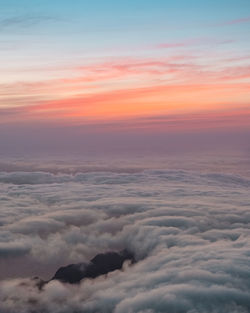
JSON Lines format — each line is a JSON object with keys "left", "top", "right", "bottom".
{"left": 0, "top": 160, "right": 250, "bottom": 312}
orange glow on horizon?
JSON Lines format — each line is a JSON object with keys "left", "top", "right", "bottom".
{"left": 1, "top": 57, "right": 250, "bottom": 132}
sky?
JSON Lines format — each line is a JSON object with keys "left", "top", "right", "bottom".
{"left": 1, "top": 3, "right": 250, "bottom": 311}
{"left": 0, "top": 0, "right": 250, "bottom": 156}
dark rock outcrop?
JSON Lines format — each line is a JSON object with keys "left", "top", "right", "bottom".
{"left": 51, "top": 249, "right": 135, "bottom": 284}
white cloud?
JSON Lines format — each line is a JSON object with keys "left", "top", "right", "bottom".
{"left": 0, "top": 165, "right": 250, "bottom": 312}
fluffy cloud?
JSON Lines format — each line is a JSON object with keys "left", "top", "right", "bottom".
{"left": 0, "top": 163, "right": 250, "bottom": 312}
{"left": 0, "top": 241, "right": 30, "bottom": 257}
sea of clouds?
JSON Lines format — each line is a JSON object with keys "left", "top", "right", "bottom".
{"left": 0, "top": 160, "right": 250, "bottom": 313}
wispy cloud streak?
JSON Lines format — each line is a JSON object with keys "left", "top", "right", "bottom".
{"left": 216, "top": 16, "right": 250, "bottom": 26}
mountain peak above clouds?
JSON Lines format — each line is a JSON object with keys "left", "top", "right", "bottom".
{"left": 35, "top": 250, "right": 135, "bottom": 288}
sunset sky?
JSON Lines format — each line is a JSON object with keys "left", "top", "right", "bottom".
{"left": 1, "top": 4, "right": 250, "bottom": 312}
{"left": 0, "top": 0, "right": 250, "bottom": 155}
